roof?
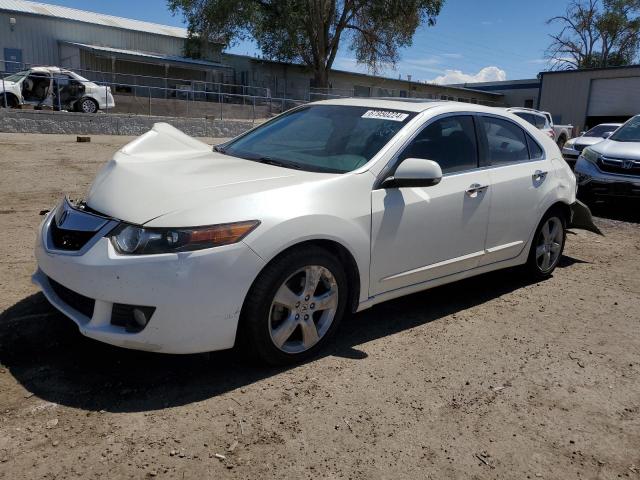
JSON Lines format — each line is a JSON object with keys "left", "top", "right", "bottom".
{"left": 63, "top": 42, "right": 230, "bottom": 70}
{"left": 539, "top": 64, "right": 640, "bottom": 76}
{"left": 311, "top": 97, "right": 505, "bottom": 114}
{"left": 0, "top": 0, "right": 192, "bottom": 39}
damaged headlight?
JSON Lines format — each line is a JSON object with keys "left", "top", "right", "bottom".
{"left": 109, "top": 221, "right": 260, "bottom": 255}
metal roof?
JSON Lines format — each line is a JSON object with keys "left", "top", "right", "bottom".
{"left": 0, "top": 0, "right": 190, "bottom": 38}
{"left": 64, "top": 42, "right": 231, "bottom": 69}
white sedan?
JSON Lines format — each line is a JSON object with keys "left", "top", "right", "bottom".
{"left": 1, "top": 66, "right": 114, "bottom": 113}
{"left": 33, "top": 99, "right": 599, "bottom": 364}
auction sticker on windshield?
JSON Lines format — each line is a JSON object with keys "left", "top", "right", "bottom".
{"left": 361, "top": 110, "right": 410, "bottom": 122}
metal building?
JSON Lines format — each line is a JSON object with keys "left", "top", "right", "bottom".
{"left": 0, "top": 0, "right": 232, "bottom": 89}
{"left": 449, "top": 78, "right": 541, "bottom": 109}
{"left": 0, "top": 0, "right": 504, "bottom": 105}
{"left": 538, "top": 65, "right": 640, "bottom": 132}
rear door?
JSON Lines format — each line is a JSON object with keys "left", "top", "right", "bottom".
{"left": 477, "top": 114, "right": 554, "bottom": 265}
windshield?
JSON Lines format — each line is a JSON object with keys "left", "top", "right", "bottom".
{"left": 609, "top": 116, "right": 640, "bottom": 142}
{"left": 223, "top": 105, "right": 416, "bottom": 173}
{"left": 3, "top": 70, "right": 29, "bottom": 83}
{"left": 585, "top": 125, "right": 618, "bottom": 138}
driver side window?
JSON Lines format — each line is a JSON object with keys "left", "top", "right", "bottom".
{"left": 399, "top": 115, "right": 479, "bottom": 174}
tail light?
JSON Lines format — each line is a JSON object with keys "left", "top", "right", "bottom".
{"left": 547, "top": 130, "right": 555, "bottom": 140}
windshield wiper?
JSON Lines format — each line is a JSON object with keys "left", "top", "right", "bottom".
{"left": 255, "top": 156, "right": 303, "bottom": 170}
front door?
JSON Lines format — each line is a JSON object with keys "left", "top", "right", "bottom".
{"left": 370, "top": 114, "right": 491, "bottom": 295}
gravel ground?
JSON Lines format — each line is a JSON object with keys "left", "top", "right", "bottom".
{"left": 0, "top": 133, "right": 638, "bottom": 480}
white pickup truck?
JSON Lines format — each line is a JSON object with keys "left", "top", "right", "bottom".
{"left": 540, "top": 111, "right": 574, "bottom": 149}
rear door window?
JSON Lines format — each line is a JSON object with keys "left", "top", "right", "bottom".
{"left": 482, "top": 116, "right": 530, "bottom": 165}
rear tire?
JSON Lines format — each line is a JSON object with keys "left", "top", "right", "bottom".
{"left": 525, "top": 210, "right": 566, "bottom": 280}
{"left": 557, "top": 135, "right": 567, "bottom": 150}
{"left": 240, "top": 246, "right": 348, "bottom": 366}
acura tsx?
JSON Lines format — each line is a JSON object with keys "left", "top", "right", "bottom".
{"left": 33, "top": 99, "right": 600, "bottom": 364}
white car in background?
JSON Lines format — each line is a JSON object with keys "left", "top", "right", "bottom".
{"left": 562, "top": 123, "right": 623, "bottom": 167}
{"left": 0, "top": 66, "right": 114, "bottom": 113}
{"left": 33, "top": 99, "right": 600, "bottom": 365}
{"left": 507, "top": 107, "right": 556, "bottom": 142}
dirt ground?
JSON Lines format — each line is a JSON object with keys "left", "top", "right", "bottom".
{"left": 0, "top": 132, "right": 639, "bottom": 480}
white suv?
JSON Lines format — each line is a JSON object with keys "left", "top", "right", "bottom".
{"left": 33, "top": 99, "right": 599, "bottom": 364}
{"left": 507, "top": 107, "right": 556, "bottom": 142}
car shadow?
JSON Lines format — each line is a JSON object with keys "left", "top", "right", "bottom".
{"left": 0, "top": 265, "right": 560, "bottom": 413}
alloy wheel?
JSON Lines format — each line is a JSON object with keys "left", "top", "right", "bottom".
{"left": 81, "top": 99, "right": 97, "bottom": 113}
{"left": 268, "top": 265, "right": 339, "bottom": 354}
{"left": 535, "top": 217, "right": 563, "bottom": 273}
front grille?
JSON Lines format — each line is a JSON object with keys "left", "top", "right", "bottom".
{"left": 48, "top": 277, "right": 95, "bottom": 318}
{"left": 50, "top": 220, "right": 97, "bottom": 251}
{"left": 598, "top": 157, "right": 640, "bottom": 176}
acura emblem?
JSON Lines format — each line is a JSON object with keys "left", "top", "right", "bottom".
{"left": 58, "top": 209, "right": 69, "bottom": 227}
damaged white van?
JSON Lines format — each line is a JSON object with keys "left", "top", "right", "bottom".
{"left": 0, "top": 66, "right": 114, "bottom": 113}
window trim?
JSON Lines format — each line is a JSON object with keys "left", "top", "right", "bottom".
{"left": 477, "top": 113, "right": 546, "bottom": 168}
{"left": 374, "top": 111, "right": 482, "bottom": 189}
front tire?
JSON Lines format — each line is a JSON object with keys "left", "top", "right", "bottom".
{"left": 525, "top": 210, "right": 566, "bottom": 280}
{"left": 77, "top": 97, "right": 98, "bottom": 113}
{"left": 1, "top": 94, "right": 18, "bottom": 108}
{"left": 240, "top": 246, "right": 348, "bottom": 366}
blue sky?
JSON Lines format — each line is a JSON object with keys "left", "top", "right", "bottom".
{"left": 40, "top": 0, "right": 570, "bottom": 83}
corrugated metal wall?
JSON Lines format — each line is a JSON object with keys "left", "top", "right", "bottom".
{"left": 539, "top": 67, "right": 640, "bottom": 132}
{"left": 0, "top": 11, "right": 194, "bottom": 68}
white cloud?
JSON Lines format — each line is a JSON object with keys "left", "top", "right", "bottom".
{"left": 429, "top": 66, "right": 507, "bottom": 85}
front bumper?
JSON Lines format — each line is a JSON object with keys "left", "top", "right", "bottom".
{"left": 575, "top": 157, "right": 640, "bottom": 200}
{"left": 33, "top": 213, "right": 265, "bottom": 354}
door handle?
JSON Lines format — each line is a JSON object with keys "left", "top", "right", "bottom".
{"left": 465, "top": 183, "right": 489, "bottom": 196}
{"left": 532, "top": 170, "right": 548, "bottom": 182}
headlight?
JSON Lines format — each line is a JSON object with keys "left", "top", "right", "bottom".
{"left": 109, "top": 221, "right": 260, "bottom": 255}
{"left": 564, "top": 138, "right": 575, "bottom": 148}
{"left": 581, "top": 147, "right": 600, "bottom": 164}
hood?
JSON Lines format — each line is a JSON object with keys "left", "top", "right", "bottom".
{"left": 86, "top": 123, "right": 330, "bottom": 225}
{"left": 589, "top": 138, "right": 640, "bottom": 160}
{"left": 574, "top": 136, "right": 606, "bottom": 147}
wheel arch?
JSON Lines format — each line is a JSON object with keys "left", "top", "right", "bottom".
{"left": 546, "top": 200, "right": 571, "bottom": 224}
{"left": 249, "top": 239, "right": 361, "bottom": 314}
{"left": 1, "top": 92, "right": 20, "bottom": 107}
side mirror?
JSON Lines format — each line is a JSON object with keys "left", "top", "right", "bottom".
{"left": 579, "top": 131, "right": 586, "bottom": 136}
{"left": 381, "top": 158, "right": 443, "bottom": 188}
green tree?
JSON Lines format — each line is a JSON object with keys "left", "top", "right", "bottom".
{"left": 168, "top": 0, "right": 444, "bottom": 88}
{"left": 546, "top": 0, "right": 640, "bottom": 69}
